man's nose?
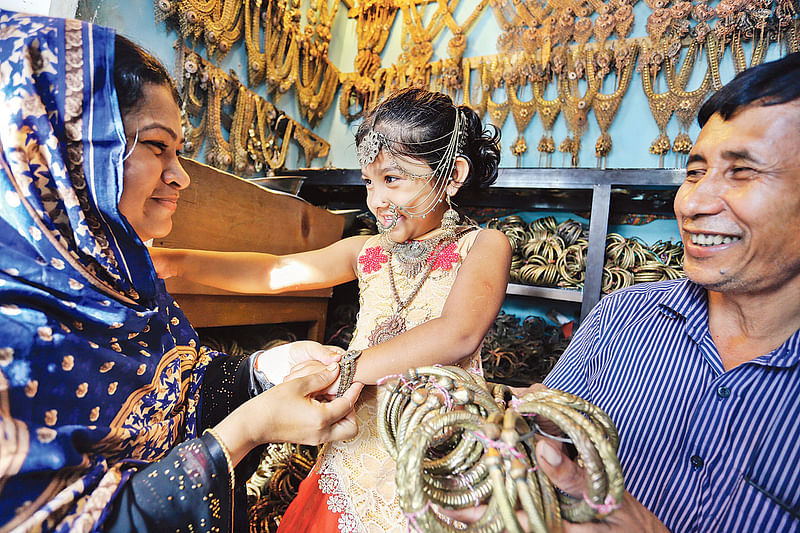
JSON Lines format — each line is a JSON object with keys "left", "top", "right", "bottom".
{"left": 675, "top": 170, "right": 726, "bottom": 218}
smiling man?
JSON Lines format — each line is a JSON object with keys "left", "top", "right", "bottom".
{"left": 527, "top": 52, "right": 800, "bottom": 532}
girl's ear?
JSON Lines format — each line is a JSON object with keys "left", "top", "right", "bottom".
{"left": 447, "top": 156, "right": 470, "bottom": 196}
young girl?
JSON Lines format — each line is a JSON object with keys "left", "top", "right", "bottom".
{"left": 151, "top": 88, "right": 511, "bottom": 531}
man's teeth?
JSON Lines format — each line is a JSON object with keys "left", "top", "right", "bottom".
{"left": 689, "top": 233, "right": 740, "bottom": 246}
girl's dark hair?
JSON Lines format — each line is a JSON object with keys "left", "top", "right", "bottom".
{"left": 698, "top": 52, "right": 800, "bottom": 127}
{"left": 113, "top": 34, "right": 180, "bottom": 115}
{"left": 355, "top": 88, "right": 501, "bottom": 194}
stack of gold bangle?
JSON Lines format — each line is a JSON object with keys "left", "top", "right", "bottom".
{"left": 378, "top": 365, "right": 624, "bottom": 532}
{"left": 337, "top": 349, "right": 363, "bottom": 397}
{"left": 248, "top": 443, "right": 319, "bottom": 533}
{"left": 490, "top": 215, "right": 685, "bottom": 294}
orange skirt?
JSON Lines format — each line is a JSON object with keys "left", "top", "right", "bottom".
{"left": 276, "top": 470, "right": 343, "bottom": 533}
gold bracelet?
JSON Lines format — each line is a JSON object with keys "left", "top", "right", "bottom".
{"left": 203, "top": 428, "right": 235, "bottom": 491}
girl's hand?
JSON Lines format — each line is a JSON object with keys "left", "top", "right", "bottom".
{"left": 148, "top": 247, "right": 180, "bottom": 279}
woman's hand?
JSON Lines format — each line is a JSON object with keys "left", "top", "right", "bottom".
{"left": 254, "top": 341, "right": 345, "bottom": 384}
{"left": 214, "top": 363, "right": 363, "bottom": 464}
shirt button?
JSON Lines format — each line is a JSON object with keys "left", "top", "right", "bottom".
{"left": 717, "top": 386, "right": 731, "bottom": 399}
{"left": 690, "top": 455, "right": 704, "bottom": 469}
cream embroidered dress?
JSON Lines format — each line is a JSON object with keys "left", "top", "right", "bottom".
{"left": 314, "top": 228, "right": 484, "bottom": 532}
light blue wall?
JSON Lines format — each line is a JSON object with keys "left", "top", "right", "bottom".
{"left": 77, "top": 0, "right": 785, "bottom": 171}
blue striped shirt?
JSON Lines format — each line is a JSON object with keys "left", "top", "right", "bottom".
{"left": 544, "top": 278, "right": 800, "bottom": 532}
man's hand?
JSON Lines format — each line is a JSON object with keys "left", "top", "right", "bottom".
{"left": 254, "top": 340, "right": 345, "bottom": 384}
{"left": 535, "top": 440, "right": 669, "bottom": 532}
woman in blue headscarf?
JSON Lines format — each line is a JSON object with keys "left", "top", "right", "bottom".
{"left": 0, "top": 10, "right": 361, "bottom": 532}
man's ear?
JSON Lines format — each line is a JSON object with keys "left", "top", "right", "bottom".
{"left": 447, "top": 156, "right": 470, "bottom": 196}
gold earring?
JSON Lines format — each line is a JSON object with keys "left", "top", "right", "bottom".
{"left": 440, "top": 194, "right": 460, "bottom": 237}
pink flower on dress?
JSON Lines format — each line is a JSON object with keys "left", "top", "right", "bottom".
{"left": 429, "top": 242, "right": 460, "bottom": 271}
{"left": 358, "top": 246, "right": 388, "bottom": 273}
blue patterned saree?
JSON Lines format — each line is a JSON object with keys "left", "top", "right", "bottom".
{"left": 0, "top": 11, "right": 255, "bottom": 532}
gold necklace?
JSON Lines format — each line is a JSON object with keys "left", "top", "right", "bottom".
{"left": 231, "top": 86, "right": 256, "bottom": 174}
{"left": 462, "top": 58, "right": 488, "bottom": 119}
{"left": 244, "top": 0, "right": 267, "bottom": 86}
{"left": 338, "top": 74, "right": 367, "bottom": 123}
{"left": 558, "top": 49, "right": 598, "bottom": 167}
{"left": 486, "top": 59, "right": 510, "bottom": 130}
{"left": 400, "top": 0, "right": 448, "bottom": 82}
{"left": 293, "top": 124, "right": 330, "bottom": 167}
{"left": 438, "top": 0, "right": 489, "bottom": 93}
{"left": 205, "top": 67, "right": 235, "bottom": 170}
{"left": 590, "top": 42, "right": 639, "bottom": 168}
{"left": 532, "top": 76, "right": 561, "bottom": 167}
{"left": 508, "top": 81, "right": 537, "bottom": 165}
{"left": 641, "top": 45, "right": 674, "bottom": 166}
{"left": 202, "top": 0, "right": 242, "bottom": 58}
{"left": 665, "top": 43, "right": 711, "bottom": 163}
{"left": 264, "top": 114, "right": 295, "bottom": 170}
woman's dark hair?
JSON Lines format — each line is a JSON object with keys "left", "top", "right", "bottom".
{"left": 113, "top": 34, "right": 180, "bottom": 115}
{"left": 698, "top": 52, "right": 800, "bottom": 127}
{"left": 355, "top": 88, "right": 501, "bottom": 194}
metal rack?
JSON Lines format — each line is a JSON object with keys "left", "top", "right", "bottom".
{"left": 291, "top": 167, "right": 685, "bottom": 321}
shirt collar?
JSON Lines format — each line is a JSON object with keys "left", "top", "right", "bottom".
{"left": 657, "top": 278, "right": 800, "bottom": 369}
{"left": 657, "top": 278, "right": 709, "bottom": 342}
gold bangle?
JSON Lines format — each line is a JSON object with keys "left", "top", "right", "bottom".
{"left": 203, "top": 428, "right": 235, "bottom": 491}
{"left": 337, "top": 349, "right": 362, "bottom": 397}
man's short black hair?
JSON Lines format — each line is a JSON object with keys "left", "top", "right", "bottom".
{"left": 697, "top": 52, "right": 800, "bottom": 127}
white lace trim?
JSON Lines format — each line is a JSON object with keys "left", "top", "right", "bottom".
{"left": 318, "top": 450, "right": 365, "bottom": 533}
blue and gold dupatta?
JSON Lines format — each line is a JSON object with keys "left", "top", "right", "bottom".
{"left": 0, "top": 11, "right": 219, "bottom": 531}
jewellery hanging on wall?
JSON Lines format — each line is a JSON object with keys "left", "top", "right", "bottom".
{"left": 666, "top": 41, "right": 711, "bottom": 166}
{"left": 461, "top": 57, "right": 488, "bottom": 119}
{"left": 508, "top": 80, "right": 537, "bottom": 166}
{"left": 532, "top": 75, "right": 561, "bottom": 168}
{"left": 156, "top": 0, "right": 800, "bottom": 166}
{"left": 205, "top": 68, "right": 236, "bottom": 170}
{"left": 558, "top": 48, "right": 599, "bottom": 167}
{"left": 337, "top": 0, "right": 398, "bottom": 123}
{"left": 178, "top": 45, "right": 330, "bottom": 174}
{"left": 438, "top": 0, "right": 491, "bottom": 97}
{"left": 244, "top": 0, "right": 267, "bottom": 86}
{"left": 485, "top": 58, "right": 511, "bottom": 134}
{"left": 156, "top": 0, "right": 243, "bottom": 58}
{"left": 591, "top": 41, "right": 639, "bottom": 168}
{"left": 232, "top": 86, "right": 257, "bottom": 173}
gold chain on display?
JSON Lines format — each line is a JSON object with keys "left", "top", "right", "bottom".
{"left": 177, "top": 47, "right": 329, "bottom": 174}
